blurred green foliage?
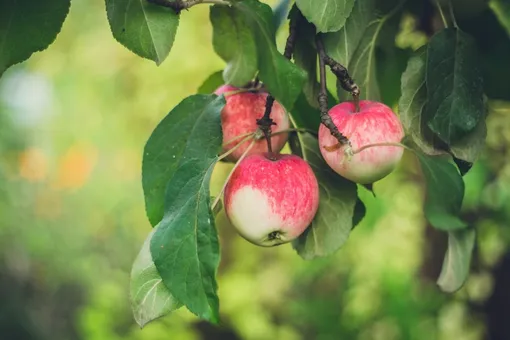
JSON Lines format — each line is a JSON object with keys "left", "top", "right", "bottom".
{"left": 1, "top": 1, "right": 510, "bottom": 340}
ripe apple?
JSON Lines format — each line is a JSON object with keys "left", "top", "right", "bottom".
{"left": 318, "top": 100, "right": 405, "bottom": 184}
{"left": 224, "top": 153, "right": 319, "bottom": 246}
{"left": 215, "top": 85, "right": 290, "bottom": 162}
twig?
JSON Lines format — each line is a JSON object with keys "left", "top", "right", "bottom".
{"left": 435, "top": 0, "right": 449, "bottom": 28}
{"left": 315, "top": 34, "right": 350, "bottom": 147}
{"left": 316, "top": 35, "right": 360, "bottom": 112}
{"left": 256, "top": 13, "right": 299, "bottom": 160}
{"left": 147, "top": 0, "right": 229, "bottom": 13}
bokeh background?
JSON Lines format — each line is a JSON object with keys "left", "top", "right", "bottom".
{"left": 1, "top": 1, "right": 510, "bottom": 339}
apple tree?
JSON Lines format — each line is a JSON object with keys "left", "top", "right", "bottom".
{"left": 1, "top": 0, "right": 508, "bottom": 329}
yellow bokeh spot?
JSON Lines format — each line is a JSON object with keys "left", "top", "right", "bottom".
{"left": 18, "top": 147, "right": 48, "bottom": 182}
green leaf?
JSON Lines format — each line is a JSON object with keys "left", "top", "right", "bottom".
{"left": 142, "top": 95, "right": 225, "bottom": 226}
{"left": 149, "top": 95, "right": 224, "bottom": 323}
{"left": 425, "top": 28, "right": 484, "bottom": 144}
{"left": 290, "top": 133, "right": 358, "bottom": 260}
{"left": 437, "top": 228, "right": 476, "bottom": 293}
{"left": 323, "top": 0, "right": 375, "bottom": 67}
{"left": 235, "top": 0, "right": 307, "bottom": 110}
{"left": 415, "top": 152, "right": 467, "bottom": 231}
{"left": 0, "top": 0, "right": 70, "bottom": 75}
{"left": 490, "top": 0, "right": 510, "bottom": 37}
{"left": 399, "top": 46, "right": 443, "bottom": 155}
{"left": 273, "top": 0, "right": 291, "bottom": 31}
{"left": 106, "top": 0, "right": 179, "bottom": 65}
{"left": 197, "top": 70, "right": 225, "bottom": 94}
{"left": 376, "top": 46, "right": 409, "bottom": 108}
{"left": 210, "top": 5, "right": 257, "bottom": 87}
{"left": 295, "top": 0, "right": 355, "bottom": 33}
{"left": 130, "top": 228, "right": 182, "bottom": 328}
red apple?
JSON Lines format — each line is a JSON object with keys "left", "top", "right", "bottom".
{"left": 215, "top": 85, "right": 290, "bottom": 162}
{"left": 224, "top": 153, "right": 319, "bottom": 246}
{"left": 318, "top": 100, "right": 405, "bottom": 184}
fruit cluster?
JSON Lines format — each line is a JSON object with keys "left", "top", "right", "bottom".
{"left": 216, "top": 85, "right": 405, "bottom": 247}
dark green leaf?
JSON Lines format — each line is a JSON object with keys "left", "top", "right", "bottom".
{"left": 290, "top": 133, "right": 358, "bottom": 259}
{"left": 210, "top": 5, "right": 257, "bottom": 87}
{"left": 437, "top": 228, "right": 476, "bottom": 293}
{"left": 142, "top": 95, "right": 225, "bottom": 226}
{"left": 399, "top": 46, "right": 443, "bottom": 155}
{"left": 376, "top": 46, "right": 410, "bottom": 108}
{"left": 273, "top": 0, "right": 291, "bottom": 31}
{"left": 106, "top": 0, "right": 179, "bottom": 65}
{"left": 323, "top": 0, "right": 375, "bottom": 67}
{"left": 197, "top": 70, "right": 225, "bottom": 94}
{"left": 0, "top": 0, "right": 70, "bottom": 75}
{"left": 449, "top": 113, "right": 487, "bottom": 165}
{"left": 352, "top": 197, "right": 366, "bottom": 228}
{"left": 295, "top": 0, "right": 355, "bottom": 33}
{"left": 490, "top": 0, "right": 510, "bottom": 36}
{"left": 415, "top": 152, "right": 467, "bottom": 231}
{"left": 149, "top": 95, "right": 224, "bottom": 323}
{"left": 131, "top": 228, "right": 182, "bottom": 328}
{"left": 425, "top": 28, "right": 484, "bottom": 144}
{"left": 235, "top": 0, "right": 307, "bottom": 110}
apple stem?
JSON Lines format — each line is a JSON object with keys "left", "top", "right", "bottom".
{"left": 147, "top": 0, "right": 230, "bottom": 13}
{"left": 315, "top": 35, "right": 351, "bottom": 147}
{"left": 256, "top": 12, "right": 299, "bottom": 161}
{"left": 212, "top": 139, "right": 257, "bottom": 211}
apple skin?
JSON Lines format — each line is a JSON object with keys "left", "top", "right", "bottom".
{"left": 318, "top": 100, "right": 405, "bottom": 184}
{"left": 215, "top": 85, "right": 290, "bottom": 162}
{"left": 224, "top": 153, "right": 319, "bottom": 247}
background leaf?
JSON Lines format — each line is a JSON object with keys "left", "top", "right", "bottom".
{"left": 235, "top": 0, "right": 307, "bottom": 110}
{"left": 295, "top": 0, "right": 355, "bottom": 33}
{"left": 0, "top": 0, "right": 70, "bottom": 76}
{"left": 290, "top": 133, "right": 358, "bottom": 260}
{"left": 197, "top": 70, "right": 225, "bottom": 94}
{"left": 437, "top": 228, "right": 476, "bottom": 293}
{"left": 149, "top": 95, "right": 225, "bottom": 323}
{"left": 210, "top": 5, "right": 257, "bottom": 87}
{"left": 415, "top": 152, "right": 467, "bottom": 231}
{"left": 425, "top": 28, "right": 484, "bottom": 144}
{"left": 272, "top": 0, "right": 292, "bottom": 31}
{"left": 490, "top": 0, "right": 510, "bottom": 36}
{"left": 105, "top": 0, "right": 179, "bottom": 65}
{"left": 130, "top": 228, "right": 182, "bottom": 328}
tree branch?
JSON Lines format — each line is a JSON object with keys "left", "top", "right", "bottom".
{"left": 147, "top": 0, "right": 229, "bottom": 14}
{"left": 315, "top": 34, "right": 351, "bottom": 146}
{"left": 256, "top": 12, "right": 300, "bottom": 160}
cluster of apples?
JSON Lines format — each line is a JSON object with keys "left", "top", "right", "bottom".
{"left": 215, "top": 85, "right": 405, "bottom": 247}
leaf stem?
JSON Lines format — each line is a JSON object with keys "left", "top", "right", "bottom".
{"left": 352, "top": 142, "right": 411, "bottom": 155}
{"left": 435, "top": 0, "right": 449, "bottom": 28}
{"left": 147, "top": 0, "right": 230, "bottom": 13}
{"left": 212, "top": 139, "right": 256, "bottom": 210}
{"left": 217, "top": 134, "right": 254, "bottom": 161}
{"left": 222, "top": 132, "right": 256, "bottom": 147}
{"left": 315, "top": 34, "right": 351, "bottom": 147}
{"left": 447, "top": 0, "right": 459, "bottom": 28}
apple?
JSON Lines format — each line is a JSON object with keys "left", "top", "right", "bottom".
{"left": 318, "top": 100, "right": 405, "bottom": 184}
{"left": 215, "top": 85, "right": 290, "bottom": 162}
{"left": 224, "top": 153, "right": 319, "bottom": 246}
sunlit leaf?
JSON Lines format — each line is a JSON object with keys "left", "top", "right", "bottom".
{"left": 106, "top": 0, "right": 179, "bottom": 65}
{"left": 490, "top": 0, "right": 510, "bottom": 37}
{"left": 415, "top": 152, "right": 467, "bottom": 231}
{"left": 130, "top": 228, "right": 182, "bottom": 328}
{"left": 296, "top": 0, "right": 355, "bottom": 33}
{"left": 235, "top": 0, "right": 307, "bottom": 110}
{"left": 425, "top": 28, "right": 484, "bottom": 144}
{"left": 149, "top": 95, "right": 224, "bottom": 323}
{"left": 437, "top": 228, "right": 476, "bottom": 293}
{"left": 0, "top": 0, "right": 70, "bottom": 75}
{"left": 290, "top": 133, "right": 358, "bottom": 259}
{"left": 210, "top": 5, "right": 257, "bottom": 87}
